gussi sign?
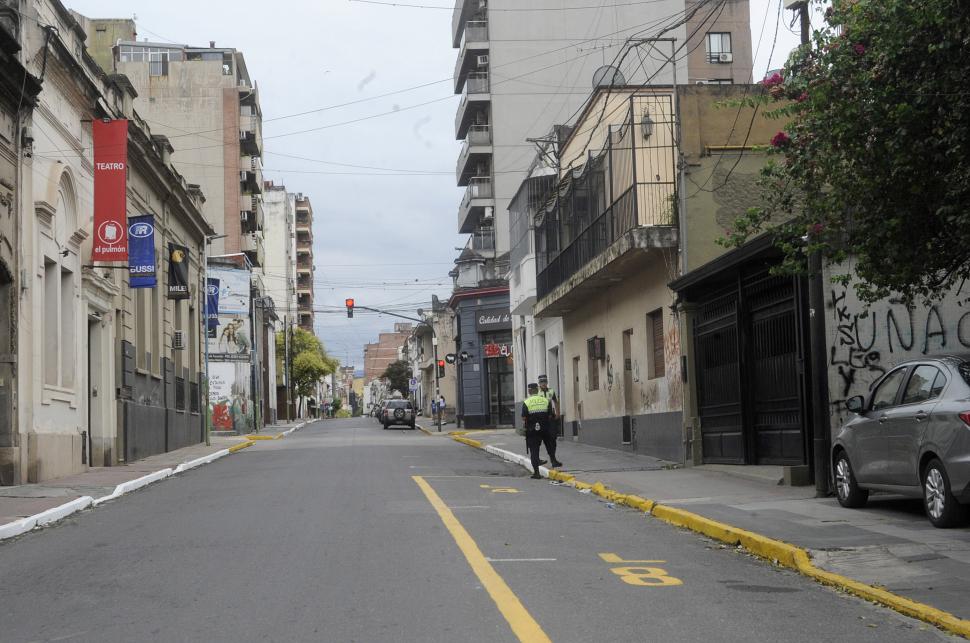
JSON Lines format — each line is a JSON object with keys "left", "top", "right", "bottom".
{"left": 92, "top": 119, "right": 129, "bottom": 262}
{"left": 475, "top": 308, "right": 512, "bottom": 332}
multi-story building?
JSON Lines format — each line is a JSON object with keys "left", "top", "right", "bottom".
{"left": 363, "top": 323, "right": 413, "bottom": 382}
{"left": 262, "top": 182, "right": 297, "bottom": 323}
{"left": 294, "top": 194, "right": 315, "bottom": 332}
{"left": 533, "top": 84, "right": 780, "bottom": 465}
{"left": 450, "top": 0, "right": 752, "bottom": 427}
{"left": 8, "top": 0, "right": 212, "bottom": 483}
{"left": 81, "top": 22, "right": 266, "bottom": 269}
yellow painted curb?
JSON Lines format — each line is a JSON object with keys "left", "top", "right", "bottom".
{"left": 446, "top": 434, "right": 970, "bottom": 638}
{"left": 274, "top": 434, "right": 284, "bottom": 440}
{"left": 228, "top": 441, "right": 255, "bottom": 453}
{"left": 247, "top": 435, "right": 276, "bottom": 441}
{"left": 418, "top": 425, "right": 433, "bottom": 436}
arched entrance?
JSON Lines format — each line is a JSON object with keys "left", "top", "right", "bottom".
{"left": 0, "top": 260, "right": 16, "bottom": 484}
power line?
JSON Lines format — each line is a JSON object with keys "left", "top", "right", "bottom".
{"left": 349, "top": 0, "right": 689, "bottom": 10}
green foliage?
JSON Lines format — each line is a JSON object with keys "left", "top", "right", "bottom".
{"left": 727, "top": 0, "right": 970, "bottom": 303}
{"left": 276, "top": 327, "right": 339, "bottom": 399}
{"left": 330, "top": 398, "right": 343, "bottom": 412}
{"left": 335, "top": 408, "right": 351, "bottom": 419}
{"left": 381, "top": 359, "right": 411, "bottom": 396}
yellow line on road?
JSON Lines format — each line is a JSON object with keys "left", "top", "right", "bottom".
{"left": 412, "top": 476, "right": 551, "bottom": 643}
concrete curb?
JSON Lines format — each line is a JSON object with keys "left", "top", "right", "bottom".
{"left": 0, "top": 424, "right": 312, "bottom": 543}
{"left": 417, "top": 425, "right": 433, "bottom": 436}
{"left": 452, "top": 436, "right": 970, "bottom": 639}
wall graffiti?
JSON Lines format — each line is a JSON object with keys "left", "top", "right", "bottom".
{"left": 606, "top": 354, "right": 615, "bottom": 391}
{"left": 631, "top": 358, "right": 641, "bottom": 384}
{"left": 826, "top": 272, "right": 970, "bottom": 428}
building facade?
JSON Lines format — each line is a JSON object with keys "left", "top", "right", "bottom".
{"left": 294, "top": 194, "right": 315, "bottom": 332}
{"left": 8, "top": 0, "right": 212, "bottom": 483}
{"left": 363, "top": 323, "right": 413, "bottom": 382}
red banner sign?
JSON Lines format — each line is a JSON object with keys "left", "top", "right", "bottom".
{"left": 92, "top": 119, "right": 129, "bottom": 261}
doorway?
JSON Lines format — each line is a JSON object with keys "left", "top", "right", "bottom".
{"left": 88, "top": 316, "right": 105, "bottom": 467}
{"left": 487, "top": 356, "right": 515, "bottom": 426}
{"left": 622, "top": 329, "right": 634, "bottom": 416}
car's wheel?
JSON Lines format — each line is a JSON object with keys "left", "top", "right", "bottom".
{"left": 922, "top": 458, "right": 967, "bottom": 528}
{"left": 834, "top": 451, "right": 868, "bottom": 508}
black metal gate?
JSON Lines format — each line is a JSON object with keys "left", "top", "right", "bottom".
{"left": 695, "top": 290, "right": 744, "bottom": 463}
{"left": 694, "top": 272, "right": 807, "bottom": 466}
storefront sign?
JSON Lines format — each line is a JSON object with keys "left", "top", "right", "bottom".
{"left": 167, "top": 243, "right": 190, "bottom": 299}
{"left": 127, "top": 214, "right": 155, "bottom": 288}
{"left": 476, "top": 308, "right": 512, "bottom": 332}
{"left": 92, "top": 119, "right": 129, "bottom": 262}
{"left": 483, "top": 343, "right": 513, "bottom": 359}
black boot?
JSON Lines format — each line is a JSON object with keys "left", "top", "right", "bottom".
{"left": 530, "top": 470, "right": 542, "bottom": 479}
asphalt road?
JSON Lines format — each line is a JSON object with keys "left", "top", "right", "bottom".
{"left": 0, "top": 418, "right": 958, "bottom": 642}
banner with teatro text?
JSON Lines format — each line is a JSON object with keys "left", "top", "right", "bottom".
{"left": 91, "top": 119, "right": 129, "bottom": 262}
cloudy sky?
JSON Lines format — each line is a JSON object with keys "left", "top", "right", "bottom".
{"left": 67, "top": 0, "right": 801, "bottom": 370}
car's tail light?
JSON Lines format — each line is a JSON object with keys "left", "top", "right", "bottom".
{"left": 959, "top": 411, "right": 970, "bottom": 427}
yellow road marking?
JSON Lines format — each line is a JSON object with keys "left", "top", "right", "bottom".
{"left": 413, "top": 476, "right": 551, "bottom": 643}
{"left": 599, "top": 553, "right": 665, "bottom": 564}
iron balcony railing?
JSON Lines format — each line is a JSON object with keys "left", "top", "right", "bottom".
{"left": 465, "top": 20, "right": 488, "bottom": 43}
{"left": 456, "top": 125, "right": 492, "bottom": 179}
{"left": 537, "top": 186, "right": 639, "bottom": 300}
{"left": 466, "top": 71, "right": 489, "bottom": 95}
{"left": 471, "top": 227, "right": 495, "bottom": 251}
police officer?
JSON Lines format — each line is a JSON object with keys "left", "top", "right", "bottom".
{"left": 521, "top": 383, "right": 562, "bottom": 479}
{"left": 537, "top": 374, "right": 560, "bottom": 435}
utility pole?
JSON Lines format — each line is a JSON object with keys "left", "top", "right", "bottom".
{"left": 787, "top": 0, "right": 830, "bottom": 497}
{"left": 284, "top": 314, "right": 292, "bottom": 422}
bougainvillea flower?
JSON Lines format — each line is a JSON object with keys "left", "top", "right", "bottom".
{"left": 771, "top": 131, "right": 791, "bottom": 147}
{"left": 854, "top": 43, "right": 866, "bottom": 55}
{"left": 762, "top": 72, "right": 784, "bottom": 87}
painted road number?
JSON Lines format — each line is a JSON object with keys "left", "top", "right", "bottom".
{"left": 480, "top": 484, "right": 520, "bottom": 494}
{"left": 599, "top": 553, "right": 683, "bottom": 587}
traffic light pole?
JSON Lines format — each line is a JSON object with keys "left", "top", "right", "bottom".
{"left": 347, "top": 304, "right": 443, "bottom": 431}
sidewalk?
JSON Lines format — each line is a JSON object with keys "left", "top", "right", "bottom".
{"left": 455, "top": 429, "right": 970, "bottom": 622}
{"left": 0, "top": 418, "right": 313, "bottom": 528}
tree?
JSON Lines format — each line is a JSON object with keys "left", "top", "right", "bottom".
{"left": 727, "top": 0, "right": 970, "bottom": 303}
{"left": 381, "top": 360, "right": 411, "bottom": 397}
{"left": 277, "top": 327, "right": 339, "bottom": 407}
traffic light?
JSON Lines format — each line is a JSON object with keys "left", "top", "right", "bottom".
{"left": 345, "top": 298, "right": 354, "bottom": 318}
{"left": 436, "top": 359, "right": 445, "bottom": 378}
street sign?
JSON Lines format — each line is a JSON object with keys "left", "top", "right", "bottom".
{"left": 409, "top": 377, "right": 417, "bottom": 391}
{"left": 459, "top": 351, "right": 471, "bottom": 362}
{"left": 444, "top": 353, "right": 457, "bottom": 364}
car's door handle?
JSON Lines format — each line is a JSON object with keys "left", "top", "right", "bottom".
{"left": 878, "top": 414, "right": 888, "bottom": 424}
{"left": 915, "top": 411, "right": 928, "bottom": 422}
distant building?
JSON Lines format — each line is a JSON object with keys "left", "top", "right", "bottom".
{"left": 294, "top": 195, "right": 315, "bottom": 332}
{"left": 363, "top": 323, "right": 413, "bottom": 381}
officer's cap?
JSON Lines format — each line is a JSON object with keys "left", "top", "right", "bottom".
{"left": 527, "top": 382, "right": 539, "bottom": 392}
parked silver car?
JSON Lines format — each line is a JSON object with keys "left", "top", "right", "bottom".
{"left": 382, "top": 399, "right": 416, "bottom": 430}
{"left": 832, "top": 354, "right": 970, "bottom": 527}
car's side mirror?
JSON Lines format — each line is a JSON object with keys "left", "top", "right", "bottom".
{"left": 845, "top": 396, "right": 865, "bottom": 414}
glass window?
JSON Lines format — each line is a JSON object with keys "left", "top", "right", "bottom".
{"left": 707, "top": 32, "right": 732, "bottom": 63}
{"left": 902, "top": 365, "right": 942, "bottom": 404}
{"left": 929, "top": 370, "right": 947, "bottom": 399}
{"left": 871, "top": 368, "right": 907, "bottom": 411}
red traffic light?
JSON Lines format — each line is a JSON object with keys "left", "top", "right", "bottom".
{"left": 437, "top": 360, "right": 445, "bottom": 367}
{"left": 345, "top": 298, "right": 354, "bottom": 308}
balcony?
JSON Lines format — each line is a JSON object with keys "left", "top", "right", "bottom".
{"left": 239, "top": 109, "right": 262, "bottom": 156}
{"left": 297, "top": 258, "right": 313, "bottom": 274}
{"left": 295, "top": 213, "right": 311, "bottom": 232}
{"left": 457, "top": 176, "right": 494, "bottom": 234}
{"left": 240, "top": 194, "right": 263, "bottom": 233}
{"left": 534, "top": 185, "right": 678, "bottom": 317}
{"left": 453, "top": 22, "right": 488, "bottom": 94}
{"left": 240, "top": 156, "right": 263, "bottom": 193}
{"left": 241, "top": 232, "right": 265, "bottom": 268}
{"left": 454, "top": 72, "right": 490, "bottom": 139}
{"left": 297, "top": 276, "right": 313, "bottom": 294}
{"left": 451, "top": 0, "right": 483, "bottom": 47}
{"left": 456, "top": 125, "right": 492, "bottom": 185}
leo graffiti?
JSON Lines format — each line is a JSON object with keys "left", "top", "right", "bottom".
{"left": 826, "top": 277, "right": 970, "bottom": 425}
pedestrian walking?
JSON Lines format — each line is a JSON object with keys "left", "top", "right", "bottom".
{"left": 521, "top": 383, "right": 563, "bottom": 479}
{"left": 538, "top": 374, "right": 561, "bottom": 438}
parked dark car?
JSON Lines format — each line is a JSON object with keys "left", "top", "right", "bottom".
{"left": 382, "top": 399, "right": 416, "bottom": 430}
{"left": 832, "top": 354, "right": 970, "bottom": 527}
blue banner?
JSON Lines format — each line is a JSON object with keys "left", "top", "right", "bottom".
{"left": 127, "top": 215, "right": 156, "bottom": 288}
{"left": 206, "top": 278, "right": 220, "bottom": 338}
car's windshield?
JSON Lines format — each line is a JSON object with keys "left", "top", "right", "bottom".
{"left": 386, "top": 401, "right": 411, "bottom": 409}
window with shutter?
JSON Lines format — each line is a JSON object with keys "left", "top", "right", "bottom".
{"left": 649, "top": 310, "right": 665, "bottom": 379}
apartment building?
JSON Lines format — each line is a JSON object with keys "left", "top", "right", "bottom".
{"left": 262, "top": 182, "right": 298, "bottom": 324}
{"left": 451, "top": 0, "right": 752, "bottom": 427}
{"left": 79, "top": 21, "right": 266, "bottom": 269}
{"left": 294, "top": 195, "right": 315, "bottom": 332}
{"left": 363, "top": 324, "right": 414, "bottom": 382}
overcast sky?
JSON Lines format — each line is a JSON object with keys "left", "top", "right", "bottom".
{"left": 67, "top": 0, "right": 801, "bottom": 371}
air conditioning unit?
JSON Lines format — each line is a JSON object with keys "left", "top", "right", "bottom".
{"left": 478, "top": 0, "right": 486, "bottom": 8}
{"left": 717, "top": 52, "right": 733, "bottom": 63}
{"left": 173, "top": 330, "right": 185, "bottom": 350}
{"left": 240, "top": 170, "right": 248, "bottom": 181}
{"left": 476, "top": 54, "right": 489, "bottom": 67}
{"left": 241, "top": 210, "right": 249, "bottom": 222}
{"left": 695, "top": 80, "right": 711, "bottom": 85}
{"left": 482, "top": 206, "right": 494, "bottom": 220}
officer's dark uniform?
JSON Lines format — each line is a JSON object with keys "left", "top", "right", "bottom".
{"left": 522, "top": 391, "right": 554, "bottom": 478}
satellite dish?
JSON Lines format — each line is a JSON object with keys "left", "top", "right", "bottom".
{"left": 592, "top": 65, "right": 626, "bottom": 88}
